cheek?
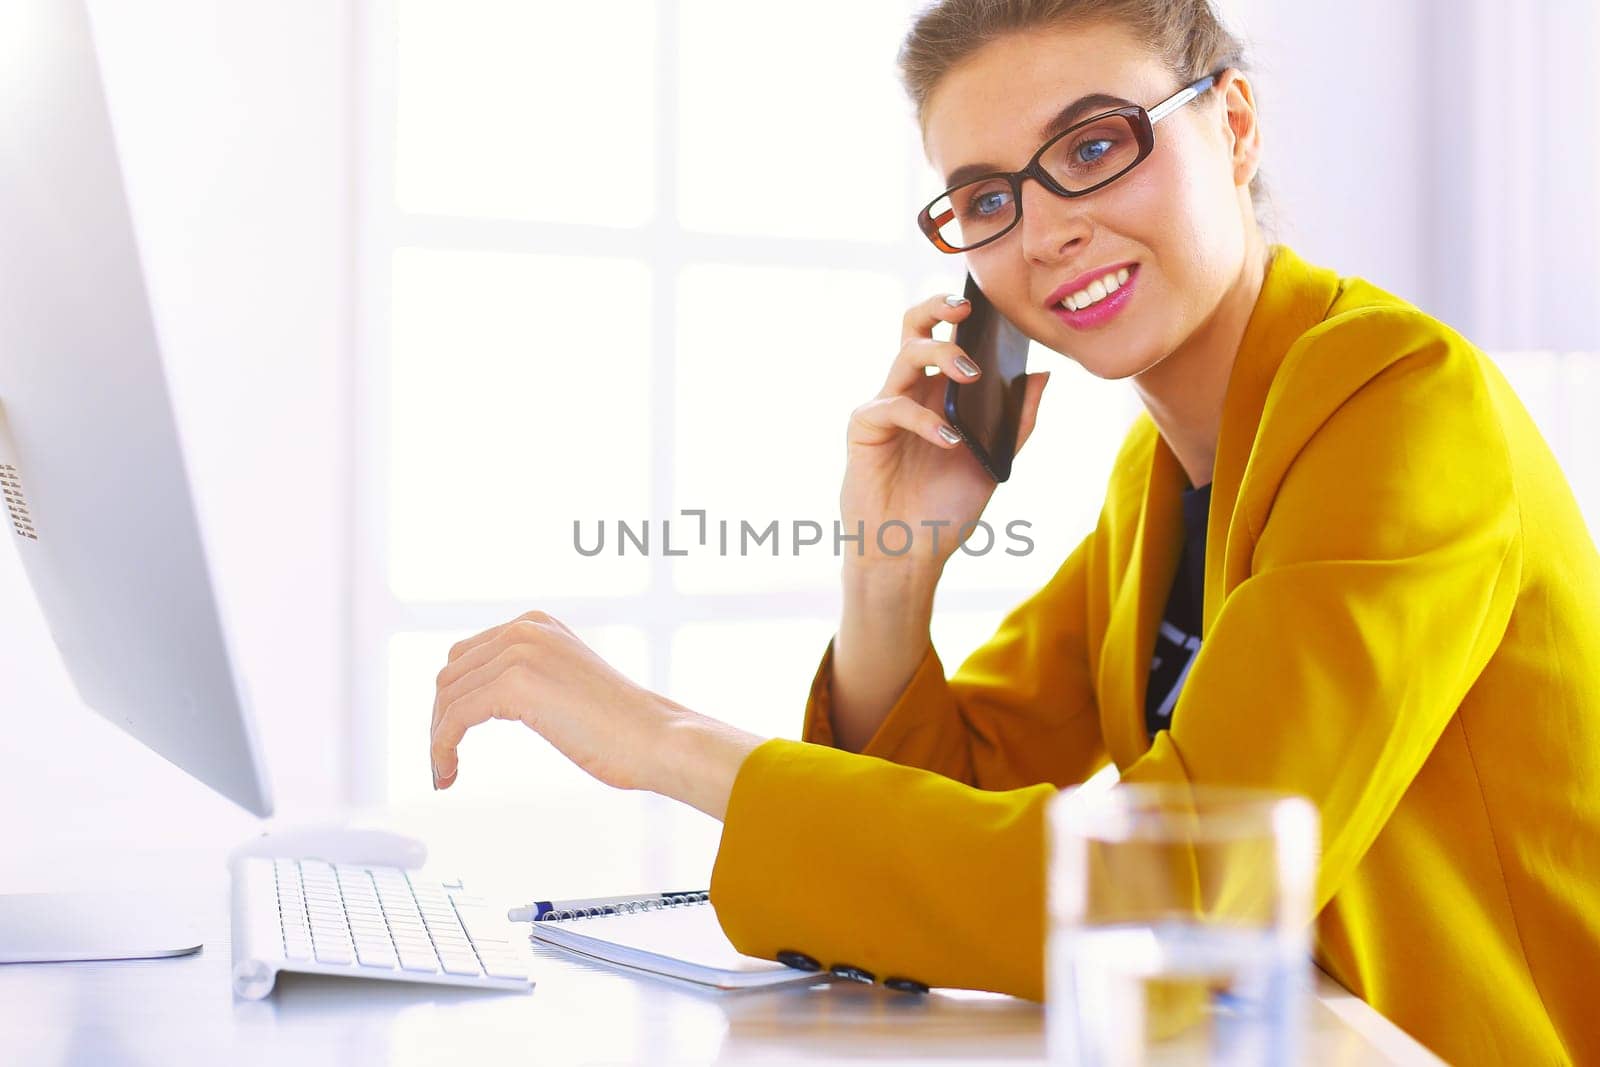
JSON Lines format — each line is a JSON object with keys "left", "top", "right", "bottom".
{"left": 967, "top": 255, "right": 1032, "bottom": 320}
{"left": 1117, "top": 147, "right": 1204, "bottom": 241}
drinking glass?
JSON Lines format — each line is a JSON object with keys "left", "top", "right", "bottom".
{"left": 1046, "top": 783, "right": 1319, "bottom": 1066}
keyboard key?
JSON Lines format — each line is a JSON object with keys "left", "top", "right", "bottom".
{"left": 440, "top": 953, "right": 482, "bottom": 976}
{"left": 356, "top": 942, "right": 397, "bottom": 969}
{"left": 391, "top": 930, "right": 433, "bottom": 946}
{"left": 314, "top": 942, "right": 354, "bottom": 965}
{"left": 481, "top": 960, "right": 529, "bottom": 980}
{"left": 399, "top": 949, "right": 440, "bottom": 972}
{"left": 478, "top": 951, "right": 531, "bottom": 979}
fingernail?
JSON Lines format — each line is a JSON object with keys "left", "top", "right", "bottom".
{"left": 944, "top": 295, "right": 969, "bottom": 307}
{"left": 954, "top": 354, "right": 980, "bottom": 377}
{"left": 937, "top": 424, "right": 961, "bottom": 445}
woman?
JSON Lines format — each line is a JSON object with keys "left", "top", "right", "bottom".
{"left": 428, "top": 1, "right": 1600, "bottom": 1062}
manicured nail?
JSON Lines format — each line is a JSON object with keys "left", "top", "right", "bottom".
{"left": 937, "top": 424, "right": 961, "bottom": 445}
{"left": 954, "top": 354, "right": 980, "bottom": 377}
{"left": 944, "top": 294, "right": 969, "bottom": 307}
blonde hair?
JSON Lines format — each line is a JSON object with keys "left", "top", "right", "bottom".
{"left": 899, "top": 0, "right": 1276, "bottom": 236}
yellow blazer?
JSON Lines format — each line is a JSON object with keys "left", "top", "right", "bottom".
{"left": 708, "top": 243, "right": 1600, "bottom": 1065}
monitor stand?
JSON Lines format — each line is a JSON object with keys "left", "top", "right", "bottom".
{"left": 0, "top": 892, "right": 201, "bottom": 963}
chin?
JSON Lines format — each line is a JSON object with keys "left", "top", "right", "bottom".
{"left": 1056, "top": 344, "right": 1162, "bottom": 381}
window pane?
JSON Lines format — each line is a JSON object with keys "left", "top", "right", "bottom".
{"left": 672, "top": 263, "right": 904, "bottom": 593}
{"left": 395, "top": 0, "right": 656, "bottom": 225}
{"left": 387, "top": 625, "right": 651, "bottom": 805}
{"left": 389, "top": 248, "right": 653, "bottom": 601}
{"left": 668, "top": 619, "right": 836, "bottom": 739}
{"left": 677, "top": 0, "right": 919, "bottom": 240}
{"left": 929, "top": 607, "right": 1010, "bottom": 674}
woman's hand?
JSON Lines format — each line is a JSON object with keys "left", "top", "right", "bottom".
{"left": 841, "top": 292, "right": 1051, "bottom": 577}
{"left": 429, "top": 610, "right": 763, "bottom": 819}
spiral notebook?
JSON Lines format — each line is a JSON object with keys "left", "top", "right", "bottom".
{"left": 525, "top": 891, "right": 827, "bottom": 991}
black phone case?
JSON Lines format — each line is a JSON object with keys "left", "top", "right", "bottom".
{"left": 943, "top": 274, "right": 1025, "bottom": 483}
{"left": 943, "top": 380, "right": 1012, "bottom": 482}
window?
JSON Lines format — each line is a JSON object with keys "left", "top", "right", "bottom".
{"left": 354, "top": 0, "right": 1142, "bottom": 814}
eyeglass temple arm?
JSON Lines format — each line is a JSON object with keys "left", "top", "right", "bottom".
{"left": 1147, "top": 69, "right": 1225, "bottom": 125}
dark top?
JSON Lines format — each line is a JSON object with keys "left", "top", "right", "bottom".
{"left": 1145, "top": 480, "right": 1212, "bottom": 741}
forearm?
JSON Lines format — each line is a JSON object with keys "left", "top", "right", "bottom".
{"left": 647, "top": 698, "right": 765, "bottom": 821}
{"left": 829, "top": 562, "right": 939, "bottom": 752}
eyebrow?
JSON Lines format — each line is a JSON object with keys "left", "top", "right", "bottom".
{"left": 941, "top": 91, "right": 1135, "bottom": 188}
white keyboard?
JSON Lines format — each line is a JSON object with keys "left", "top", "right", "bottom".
{"left": 230, "top": 857, "right": 534, "bottom": 999}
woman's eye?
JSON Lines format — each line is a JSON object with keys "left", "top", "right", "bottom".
{"left": 965, "top": 188, "right": 1012, "bottom": 218}
{"left": 1075, "top": 139, "right": 1114, "bottom": 165}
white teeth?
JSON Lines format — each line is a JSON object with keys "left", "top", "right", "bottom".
{"left": 1062, "top": 267, "right": 1133, "bottom": 312}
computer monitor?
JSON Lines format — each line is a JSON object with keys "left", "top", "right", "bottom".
{"left": 0, "top": 0, "right": 274, "bottom": 961}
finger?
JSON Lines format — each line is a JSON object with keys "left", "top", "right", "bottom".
{"left": 431, "top": 661, "right": 531, "bottom": 787}
{"left": 434, "top": 612, "right": 552, "bottom": 734}
{"left": 436, "top": 642, "right": 536, "bottom": 738}
{"left": 849, "top": 393, "right": 963, "bottom": 451}
{"left": 1013, "top": 371, "right": 1052, "bottom": 454}
{"left": 880, "top": 336, "right": 982, "bottom": 398}
{"left": 445, "top": 610, "right": 547, "bottom": 664}
{"left": 900, "top": 291, "right": 974, "bottom": 347}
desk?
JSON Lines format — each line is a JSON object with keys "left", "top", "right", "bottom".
{"left": 0, "top": 792, "right": 1443, "bottom": 1065}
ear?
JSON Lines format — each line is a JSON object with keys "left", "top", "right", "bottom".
{"left": 1217, "top": 70, "right": 1262, "bottom": 189}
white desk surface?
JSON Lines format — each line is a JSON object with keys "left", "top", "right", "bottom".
{"left": 0, "top": 793, "right": 1444, "bottom": 1066}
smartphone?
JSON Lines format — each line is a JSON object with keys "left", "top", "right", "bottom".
{"left": 944, "top": 272, "right": 1031, "bottom": 482}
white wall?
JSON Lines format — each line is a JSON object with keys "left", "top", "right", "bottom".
{"left": 1224, "top": 0, "right": 1600, "bottom": 350}
{"left": 1221, "top": 0, "right": 1430, "bottom": 305}
{"left": 0, "top": 1, "right": 353, "bottom": 873}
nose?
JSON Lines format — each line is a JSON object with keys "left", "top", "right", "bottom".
{"left": 1015, "top": 175, "right": 1091, "bottom": 265}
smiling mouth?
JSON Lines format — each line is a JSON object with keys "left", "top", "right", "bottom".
{"left": 1058, "top": 266, "right": 1134, "bottom": 312}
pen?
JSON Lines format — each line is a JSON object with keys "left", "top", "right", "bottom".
{"left": 507, "top": 889, "right": 710, "bottom": 922}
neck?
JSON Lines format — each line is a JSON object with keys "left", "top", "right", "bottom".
{"left": 1130, "top": 237, "right": 1271, "bottom": 491}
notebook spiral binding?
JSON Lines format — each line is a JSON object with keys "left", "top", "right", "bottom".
{"left": 543, "top": 890, "right": 711, "bottom": 922}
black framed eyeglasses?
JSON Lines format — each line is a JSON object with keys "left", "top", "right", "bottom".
{"left": 917, "top": 68, "right": 1229, "bottom": 253}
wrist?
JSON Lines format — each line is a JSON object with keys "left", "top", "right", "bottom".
{"left": 841, "top": 560, "right": 937, "bottom": 650}
{"left": 645, "top": 697, "right": 765, "bottom": 822}
{"left": 842, "top": 557, "right": 940, "bottom": 610}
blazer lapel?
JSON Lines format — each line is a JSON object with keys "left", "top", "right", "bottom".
{"left": 1101, "top": 430, "right": 1186, "bottom": 769}
{"left": 1202, "top": 245, "right": 1346, "bottom": 637}
{"left": 1100, "top": 243, "right": 1344, "bottom": 768}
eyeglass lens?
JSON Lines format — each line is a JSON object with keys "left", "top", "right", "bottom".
{"left": 926, "top": 113, "right": 1144, "bottom": 251}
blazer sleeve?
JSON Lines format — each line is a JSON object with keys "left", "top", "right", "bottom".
{"left": 1119, "top": 321, "right": 1523, "bottom": 919}
{"left": 712, "top": 737, "right": 1059, "bottom": 998}
{"left": 796, "top": 527, "right": 1107, "bottom": 792}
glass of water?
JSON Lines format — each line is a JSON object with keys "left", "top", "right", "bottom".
{"left": 1046, "top": 783, "right": 1319, "bottom": 1066}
